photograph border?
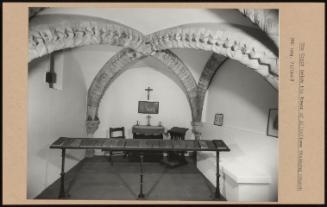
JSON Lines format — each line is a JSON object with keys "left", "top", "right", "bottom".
{"left": 2, "top": 2, "right": 325, "bottom": 205}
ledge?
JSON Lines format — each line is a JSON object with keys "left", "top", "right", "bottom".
{"left": 197, "top": 152, "right": 271, "bottom": 184}
{"left": 222, "top": 161, "right": 271, "bottom": 184}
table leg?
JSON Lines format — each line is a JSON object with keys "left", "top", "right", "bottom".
{"left": 214, "top": 151, "right": 221, "bottom": 199}
{"left": 138, "top": 153, "right": 145, "bottom": 199}
{"left": 59, "top": 149, "right": 67, "bottom": 198}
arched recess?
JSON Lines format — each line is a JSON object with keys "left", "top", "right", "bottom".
{"left": 87, "top": 48, "right": 198, "bottom": 135}
{"left": 146, "top": 23, "right": 279, "bottom": 90}
{"left": 29, "top": 14, "right": 148, "bottom": 62}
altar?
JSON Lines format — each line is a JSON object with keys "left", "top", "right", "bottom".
{"left": 132, "top": 125, "right": 165, "bottom": 139}
{"left": 130, "top": 125, "right": 165, "bottom": 161}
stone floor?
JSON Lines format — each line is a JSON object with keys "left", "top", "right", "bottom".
{"left": 36, "top": 155, "right": 224, "bottom": 201}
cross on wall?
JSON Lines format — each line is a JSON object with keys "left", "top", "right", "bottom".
{"left": 145, "top": 86, "right": 153, "bottom": 126}
{"left": 145, "top": 86, "right": 153, "bottom": 100}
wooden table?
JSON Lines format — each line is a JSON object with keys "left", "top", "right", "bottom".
{"left": 50, "top": 137, "right": 230, "bottom": 200}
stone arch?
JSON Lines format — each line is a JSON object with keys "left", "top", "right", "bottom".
{"left": 152, "top": 50, "right": 198, "bottom": 121}
{"left": 146, "top": 23, "right": 279, "bottom": 90}
{"left": 197, "top": 54, "right": 228, "bottom": 122}
{"left": 29, "top": 15, "right": 279, "bottom": 91}
{"left": 86, "top": 48, "right": 198, "bottom": 135}
{"left": 86, "top": 48, "right": 145, "bottom": 134}
{"left": 28, "top": 14, "right": 280, "bottom": 136}
{"left": 29, "top": 14, "right": 147, "bottom": 62}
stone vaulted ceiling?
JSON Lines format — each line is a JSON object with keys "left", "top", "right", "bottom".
{"left": 29, "top": 8, "right": 279, "bottom": 136}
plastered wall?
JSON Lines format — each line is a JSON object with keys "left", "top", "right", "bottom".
{"left": 197, "top": 59, "right": 278, "bottom": 201}
{"left": 28, "top": 51, "right": 88, "bottom": 198}
{"left": 93, "top": 66, "right": 194, "bottom": 142}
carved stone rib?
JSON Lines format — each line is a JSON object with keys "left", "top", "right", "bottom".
{"left": 147, "top": 23, "right": 279, "bottom": 89}
{"left": 88, "top": 48, "right": 144, "bottom": 109}
{"left": 196, "top": 54, "right": 228, "bottom": 122}
{"left": 152, "top": 50, "right": 199, "bottom": 121}
{"left": 29, "top": 14, "right": 145, "bottom": 62}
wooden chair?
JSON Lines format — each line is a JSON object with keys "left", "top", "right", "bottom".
{"left": 103, "top": 127, "right": 127, "bottom": 165}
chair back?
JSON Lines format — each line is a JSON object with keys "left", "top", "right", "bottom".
{"left": 109, "top": 127, "right": 125, "bottom": 139}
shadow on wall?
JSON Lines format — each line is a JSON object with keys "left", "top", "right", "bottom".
{"left": 197, "top": 58, "right": 278, "bottom": 201}
{"left": 28, "top": 49, "right": 88, "bottom": 198}
{"left": 207, "top": 9, "right": 278, "bottom": 56}
{"left": 209, "top": 59, "right": 278, "bottom": 119}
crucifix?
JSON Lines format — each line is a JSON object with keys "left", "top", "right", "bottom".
{"left": 145, "top": 86, "right": 153, "bottom": 100}
{"left": 144, "top": 86, "right": 153, "bottom": 126}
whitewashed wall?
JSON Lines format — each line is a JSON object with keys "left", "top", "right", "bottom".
{"left": 197, "top": 59, "right": 278, "bottom": 201}
{"left": 28, "top": 51, "right": 88, "bottom": 198}
{"left": 94, "top": 65, "right": 194, "bottom": 141}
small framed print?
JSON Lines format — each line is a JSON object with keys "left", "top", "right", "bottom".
{"left": 267, "top": 108, "right": 278, "bottom": 138}
{"left": 214, "top": 113, "right": 224, "bottom": 126}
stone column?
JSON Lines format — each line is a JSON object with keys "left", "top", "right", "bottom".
{"left": 191, "top": 121, "right": 203, "bottom": 140}
{"left": 191, "top": 121, "right": 203, "bottom": 165}
{"left": 85, "top": 118, "right": 100, "bottom": 157}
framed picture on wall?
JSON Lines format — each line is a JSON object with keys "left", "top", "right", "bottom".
{"left": 214, "top": 113, "right": 224, "bottom": 126}
{"left": 138, "top": 101, "right": 159, "bottom": 114}
{"left": 267, "top": 108, "right": 278, "bottom": 137}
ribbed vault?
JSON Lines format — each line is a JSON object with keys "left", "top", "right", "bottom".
{"left": 146, "top": 23, "right": 279, "bottom": 89}
{"left": 29, "top": 11, "right": 279, "bottom": 136}
{"left": 29, "top": 14, "right": 279, "bottom": 91}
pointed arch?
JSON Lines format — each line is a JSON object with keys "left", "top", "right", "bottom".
{"left": 86, "top": 48, "right": 198, "bottom": 134}
{"left": 27, "top": 14, "right": 280, "bottom": 135}
{"left": 152, "top": 50, "right": 199, "bottom": 121}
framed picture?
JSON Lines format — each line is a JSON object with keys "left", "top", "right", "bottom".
{"left": 214, "top": 113, "right": 224, "bottom": 126}
{"left": 138, "top": 101, "right": 159, "bottom": 114}
{"left": 267, "top": 108, "right": 278, "bottom": 137}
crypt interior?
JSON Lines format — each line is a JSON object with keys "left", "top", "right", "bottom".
{"left": 28, "top": 8, "right": 279, "bottom": 201}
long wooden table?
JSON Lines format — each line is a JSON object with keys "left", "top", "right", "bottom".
{"left": 50, "top": 137, "right": 230, "bottom": 200}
